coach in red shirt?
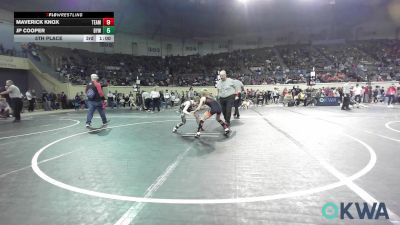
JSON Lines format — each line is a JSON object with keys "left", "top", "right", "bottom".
{"left": 85, "top": 74, "right": 108, "bottom": 128}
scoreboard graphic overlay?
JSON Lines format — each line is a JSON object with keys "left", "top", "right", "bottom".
{"left": 14, "top": 12, "right": 114, "bottom": 42}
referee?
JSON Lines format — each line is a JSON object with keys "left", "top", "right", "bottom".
{"left": 0, "top": 80, "right": 23, "bottom": 122}
{"left": 216, "top": 70, "right": 240, "bottom": 126}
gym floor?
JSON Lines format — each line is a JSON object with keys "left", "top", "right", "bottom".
{"left": 0, "top": 104, "right": 399, "bottom": 225}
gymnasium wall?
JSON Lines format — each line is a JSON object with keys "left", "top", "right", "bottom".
{"left": 28, "top": 61, "right": 67, "bottom": 92}
{"left": 0, "top": 9, "right": 14, "bottom": 49}
{"left": 35, "top": 33, "right": 231, "bottom": 56}
{"left": 0, "top": 68, "right": 43, "bottom": 94}
{"left": 0, "top": 55, "right": 68, "bottom": 95}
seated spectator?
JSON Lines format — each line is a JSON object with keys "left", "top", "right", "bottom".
{"left": 295, "top": 90, "right": 306, "bottom": 106}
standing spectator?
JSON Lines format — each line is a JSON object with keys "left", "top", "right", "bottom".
{"left": 150, "top": 87, "right": 161, "bottom": 112}
{"left": 291, "top": 86, "right": 297, "bottom": 100}
{"left": 31, "top": 89, "right": 36, "bottom": 105}
{"left": 354, "top": 84, "right": 362, "bottom": 103}
{"left": 135, "top": 91, "right": 143, "bottom": 110}
{"left": 142, "top": 90, "right": 151, "bottom": 111}
{"left": 181, "top": 91, "right": 186, "bottom": 104}
{"left": 79, "top": 91, "right": 86, "bottom": 109}
{"left": 26, "top": 89, "right": 35, "bottom": 112}
{"left": 47, "top": 92, "right": 54, "bottom": 110}
{"left": 129, "top": 93, "right": 136, "bottom": 110}
{"left": 42, "top": 91, "right": 51, "bottom": 111}
{"left": 120, "top": 94, "right": 126, "bottom": 108}
{"left": 160, "top": 91, "right": 166, "bottom": 109}
{"left": 124, "top": 94, "right": 129, "bottom": 108}
{"left": 386, "top": 84, "right": 397, "bottom": 108}
{"left": 233, "top": 79, "right": 244, "bottom": 119}
{"left": 337, "top": 87, "right": 343, "bottom": 104}
{"left": 0, "top": 80, "right": 23, "bottom": 122}
{"left": 265, "top": 91, "right": 271, "bottom": 104}
{"left": 60, "top": 91, "right": 67, "bottom": 109}
{"left": 107, "top": 91, "right": 114, "bottom": 109}
{"left": 282, "top": 88, "right": 288, "bottom": 102}
{"left": 188, "top": 86, "right": 194, "bottom": 100}
{"left": 53, "top": 92, "right": 59, "bottom": 110}
{"left": 115, "top": 92, "right": 120, "bottom": 108}
{"left": 373, "top": 86, "right": 379, "bottom": 103}
{"left": 256, "top": 91, "right": 264, "bottom": 106}
{"left": 170, "top": 92, "right": 176, "bottom": 107}
{"left": 342, "top": 82, "right": 351, "bottom": 110}
{"left": 164, "top": 90, "right": 171, "bottom": 109}
{"left": 273, "top": 88, "right": 279, "bottom": 103}
{"left": 363, "top": 85, "right": 369, "bottom": 103}
{"left": 379, "top": 87, "right": 385, "bottom": 102}
{"left": 368, "top": 85, "right": 373, "bottom": 103}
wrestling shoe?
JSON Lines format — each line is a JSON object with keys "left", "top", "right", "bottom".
{"left": 102, "top": 120, "right": 110, "bottom": 127}
{"left": 224, "top": 128, "right": 231, "bottom": 135}
{"left": 172, "top": 127, "right": 177, "bottom": 133}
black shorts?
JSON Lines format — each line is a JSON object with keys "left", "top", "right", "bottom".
{"left": 208, "top": 107, "right": 222, "bottom": 116}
